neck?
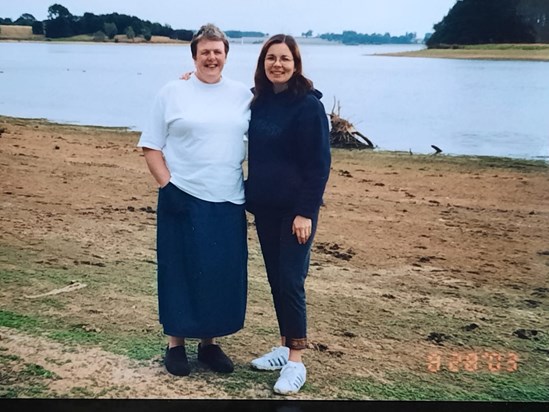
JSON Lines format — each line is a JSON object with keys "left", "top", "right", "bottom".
{"left": 272, "top": 83, "right": 288, "bottom": 94}
{"left": 195, "top": 72, "right": 222, "bottom": 84}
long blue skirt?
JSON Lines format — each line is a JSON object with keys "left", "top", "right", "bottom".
{"left": 156, "top": 183, "right": 247, "bottom": 338}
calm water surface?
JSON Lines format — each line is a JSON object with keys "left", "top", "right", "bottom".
{"left": 1, "top": 41, "right": 548, "bottom": 159}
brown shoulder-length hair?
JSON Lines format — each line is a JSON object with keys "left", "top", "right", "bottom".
{"left": 252, "top": 34, "right": 313, "bottom": 104}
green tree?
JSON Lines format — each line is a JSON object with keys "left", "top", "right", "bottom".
{"left": 302, "top": 30, "right": 313, "bottom": 38}
{"left": 47, "top": 4, "right": 72, "bottom": 20}
{"left": 427, "top": 0, "right": 535, "bottom": 47}
{"left": 93, "top": 30, "right": 106, "bottom": 42}
{"left": 45, "top": 4, "right": 74, "bottom": 38}
{"left": 32, "top": 21, "right": 44, "bottom": 35}
{"left": 517, "top": 0, "right": 549, "bottom": 42}
{"left": 80, "top": 12, "right": 103, "bottom": 35}
{"left": 142, "top": 27, "right": 152, "bottom": 41}
{"left": 125, "top": 26, "right": 135, "bottom": 40}
{"left": 103, "top": 22, "right": 118, "bottom": 39}
{"left": 14, "top": 13, "right": 36, "bottom": 26}
{"left": 45, "top": 16, "right": 73, "bottom": 38}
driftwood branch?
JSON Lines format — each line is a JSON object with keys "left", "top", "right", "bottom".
{"left": 431, "top": 145, "right": 442, "bottom": 155}
{"left": 328, "top": 98, "right": 374, "bottom": 149}
{"left": 25, "top": 282, "right": 87, "bottom": 299}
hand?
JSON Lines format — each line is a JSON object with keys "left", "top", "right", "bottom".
{"left": 179, "top": 71, "right": 194, "bottom": 80}
{"left": 292, "top": 215, "right": 312, "bottom": 245}
{"left": 159, "top": 177, "right": 171, "bottom": 188}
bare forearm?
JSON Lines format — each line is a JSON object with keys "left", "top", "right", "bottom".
{"left": 142, "top": 148, "right": 171, "bottom": 187}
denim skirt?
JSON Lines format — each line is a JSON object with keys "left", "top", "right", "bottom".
{"left": 156, "top": 183, "right": 247, "bottom": 338}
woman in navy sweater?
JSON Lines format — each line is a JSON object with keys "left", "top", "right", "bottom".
{"left": 246, "top": 34, "right": 331, "bottom": 395}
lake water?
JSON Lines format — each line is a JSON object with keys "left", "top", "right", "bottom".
{"left": 1, "top": 41, "right": 548, "bottom": 160}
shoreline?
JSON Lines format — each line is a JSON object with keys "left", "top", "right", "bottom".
{"left": 377, "top": 44, "right": 549, "bottom": 61}
{"left": 1, "top": 114, "right": 547, "bottom": 165}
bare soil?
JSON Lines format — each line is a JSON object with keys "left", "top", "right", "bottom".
{"left": 0, "top": 115, "right": 548, "bottom": 399}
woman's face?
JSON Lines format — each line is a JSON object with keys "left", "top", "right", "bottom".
{"left": 193, "top": 39, "right": 226, "bottom": 84}
{"left": 264, "top": 43, "right": 295, "bottom": 87}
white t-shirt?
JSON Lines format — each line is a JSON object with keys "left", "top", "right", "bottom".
{"left": 138, "top": 75, "right": 252, "bottom": 204}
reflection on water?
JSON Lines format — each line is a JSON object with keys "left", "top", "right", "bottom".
{"left": 0, "top": 42, "right": 547, "bottom": 159}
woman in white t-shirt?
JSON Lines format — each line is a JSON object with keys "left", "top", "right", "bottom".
{"left": 138, "top": 23, "right": 252, "bottom": 377}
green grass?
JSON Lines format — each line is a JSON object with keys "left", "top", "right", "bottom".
{"left": 453, "top": 44, "right": 549, "bottom": 51}
{"left": 341, "top": 370, "right": 549, "bottom": 401}
{"left": 0, "top": 353, "right": 58, "bottom": 398}
{"left": 0, "top": 309, "right": 165, "bottom": 361}
{"left": 379, "top": 43, "right": 549, "bottom": 61}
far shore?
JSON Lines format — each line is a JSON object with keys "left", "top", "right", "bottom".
{"left": 377, "top": 44, "right": 549, "bottom": 61}
{"left": 3, "top": 36, "right": 548, "bottom": 61}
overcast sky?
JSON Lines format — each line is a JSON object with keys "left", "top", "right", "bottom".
{"left": 2, "top": 0, "right": 457, "bottom": 37}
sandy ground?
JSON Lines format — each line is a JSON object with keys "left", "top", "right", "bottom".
{"left": 0, "top": 115, "right": 548, "bottom": 399}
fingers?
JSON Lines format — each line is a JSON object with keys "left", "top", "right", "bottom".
{"left": 179, "top": 71, "right": 194, "bottom": 80}
{"left": 293, "top": 225, "right": 311, "bottom": 244}
{"left": 292, "top": 215, "right": 313, "bottom": 244}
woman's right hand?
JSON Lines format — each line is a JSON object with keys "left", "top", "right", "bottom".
{"left": 142, "top": 148, "right": 171, "bottom": 188}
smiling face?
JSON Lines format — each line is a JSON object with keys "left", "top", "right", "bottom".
{"left": 264, "top": 42, "right": 296, "bottom": 90}
{"left": 193, "top": 39, "right": 226, "bottom": 84}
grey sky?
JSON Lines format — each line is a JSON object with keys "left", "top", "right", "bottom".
{"left": 2, "top": 0, "right": 457, "bottom": 37}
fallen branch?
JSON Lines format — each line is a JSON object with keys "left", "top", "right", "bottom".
{"left": 25, "top": 282, "right": 87, "bottom": 299}
{"left": 431, "top": 145, "right": 443, "bottom": 155}
{"left": 329, "top": 98, "right": 374, "bottom": 149}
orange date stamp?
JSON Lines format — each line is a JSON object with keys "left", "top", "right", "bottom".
{"left": 427, "top": 351, "right": 519, "bottom": 373}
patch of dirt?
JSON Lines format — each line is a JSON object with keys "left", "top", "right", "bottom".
{"left": 1, "top": 115, "right": 548, "bottom": 399}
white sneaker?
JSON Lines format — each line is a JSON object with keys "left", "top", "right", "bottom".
{"left": 273, "top": 361, "right": 306, "bottom": 395}
{"left": 250, "top": 346, "right": 289, "bottom": 371}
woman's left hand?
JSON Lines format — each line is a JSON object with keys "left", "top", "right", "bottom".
{"left": 179, "top": 71, "right": 194, "bottom": 80}
{"left": 292, "top": 215, "right": 312, "bottom": 245}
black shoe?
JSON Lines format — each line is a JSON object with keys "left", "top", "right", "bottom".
{"left": 165, "top": 345, "right": 190, "bottom": 376}
{"left": 197, "top": 343, "right": 234, "bottom": 373}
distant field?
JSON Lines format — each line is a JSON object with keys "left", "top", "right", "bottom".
{"left": 0, "top": 25, "right": 41, "bottom": 39}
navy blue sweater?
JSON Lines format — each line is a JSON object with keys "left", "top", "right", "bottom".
{"left": 245, "top": 88, "right": 331, "bottom": 218}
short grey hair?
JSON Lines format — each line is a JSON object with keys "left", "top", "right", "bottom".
{"left": 190, "top": 23, "right": 229, "bottom": 59}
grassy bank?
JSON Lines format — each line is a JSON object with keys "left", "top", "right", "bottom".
{"left": 378, "top": 44, "right": 549, "bottom": 61}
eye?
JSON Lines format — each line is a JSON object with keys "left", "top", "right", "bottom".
{"left": 265, "top": 55, "right": 276, "bottom": 61}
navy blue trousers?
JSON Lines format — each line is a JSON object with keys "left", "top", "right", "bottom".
{"left": 253, "top": 211, "right": 318, "bottom": 350}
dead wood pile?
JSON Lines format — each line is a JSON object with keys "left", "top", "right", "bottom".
{"left": 329, "top": 99, "right": 374, "bottom": 149}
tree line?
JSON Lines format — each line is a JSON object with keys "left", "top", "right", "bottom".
{"left": 427, "top": 0, "right": 549, "bottom": 47}
{"left": 2, "top": 3, "right": 420, "bottom": 44}
{"left": 0, "top": 3, "right": 266, "bottom": 41}
{"left": 320, "top": 31, "right": 418, "bottom": 45}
